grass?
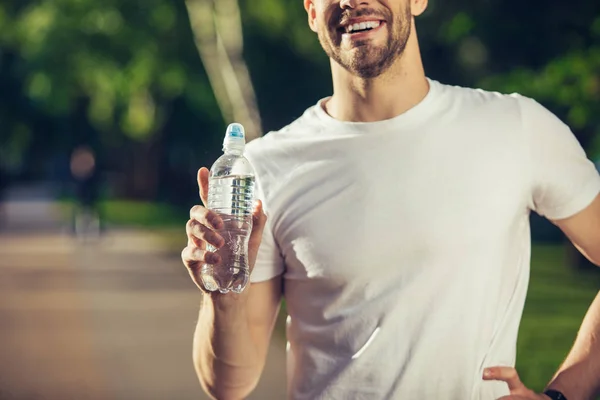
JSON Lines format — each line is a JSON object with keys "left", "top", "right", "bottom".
{"left": 59, "top": 199, "right": 187, "bottom": 229}
{"left": 72, "top": 200, "right": 599, "bottom": 392}
{"left": 99, "top": 200, "right": 188, "bottom": 228}
{"left": 516, "top": 244, "right": 600, "bottom": 392}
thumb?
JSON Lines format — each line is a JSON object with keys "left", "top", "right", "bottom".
{"left": 483, "top": 367, "right": 526, "bottom": 392}
{"left": 197, "top": 167, "right": 209, "bottom": 206}
{"left": 248, "top": 200, "right": 267, "bottom": 268}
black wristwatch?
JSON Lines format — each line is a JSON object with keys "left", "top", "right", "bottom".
{"left": 543, "top": 389, "right": 568, "bottom": 400}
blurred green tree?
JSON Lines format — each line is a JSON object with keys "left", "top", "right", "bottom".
{"left": 0, "top": 0, "right": 224, "bottom": 200}
{"left": 0, "top": 0, "right": 598, "bottom": 204}
{"left": 418, "top": 1, "right": 600, "bottom": 158}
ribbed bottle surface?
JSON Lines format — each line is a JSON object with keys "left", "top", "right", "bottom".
{"left": 201, "top": 174, "right": 255, "bottom": 294}
{"left": 207, "top": 175, "right": 255, "bottom": 217}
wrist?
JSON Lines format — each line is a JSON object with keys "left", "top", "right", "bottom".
{"left": 546, "top": 368, "right": 595, "bottom": 400}
{"left": 543, "top": 389, "right": 568, "bottom": 400}
{"left": 202, "top": 285, "right": 251, "bottom": 312}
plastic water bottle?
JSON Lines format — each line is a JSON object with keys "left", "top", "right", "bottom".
{"left": 200, "top": 123, "right": 255, "bottom": 294}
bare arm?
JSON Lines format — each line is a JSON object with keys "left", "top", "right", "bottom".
{"left": 193, "top": 277, "right": 282, "bottom": 400}
{"left": 547, "top": 193, "right": 600, "bottom": 399}
{"left": 182, "top": 167, "right": 283, "bottom": 399}
{"left": 545, "top": 291, "right": 600, "bottom": 400}
{"left": 554, "top": 193, "right": 600, "bottom": 266}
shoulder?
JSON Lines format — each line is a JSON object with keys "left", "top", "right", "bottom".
{"left": 434, "top": 80, "right": 561, "bottom": 129}
{"left": 438, "top": 80, "right": 521, "bottom": 110}
{"left": 245, "top": 106, "right": 318, "bottom": 197}
{"left": 245, "top": 104, "right": 323, "bottom": 164}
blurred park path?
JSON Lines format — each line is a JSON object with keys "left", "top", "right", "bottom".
{"left": 0, "top": 184, "right": 287, "bottom": 400}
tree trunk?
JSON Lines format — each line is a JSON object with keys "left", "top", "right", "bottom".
{"left": 185, "top": 0, "right": 262, "bottom": 141}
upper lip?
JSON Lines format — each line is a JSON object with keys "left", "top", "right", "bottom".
{"left": 337, "top": 17, "right": 384, "bottom": 30}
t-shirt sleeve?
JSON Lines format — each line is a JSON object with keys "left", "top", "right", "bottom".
{"left": 250, "top": 171, "right": 285, "bottom": 283}
{"left": 521, "top": 96, "right": 600, "bottom": 220}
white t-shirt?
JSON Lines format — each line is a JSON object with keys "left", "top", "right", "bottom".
{"left": 244, "top": 79, "right": 600, "bottom": 399}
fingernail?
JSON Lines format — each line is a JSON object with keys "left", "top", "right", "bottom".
{"left": 206, "top": 252, "right": 215, "bottom": 263}
{"left": 214, "top": 218, "right": 224, "bottom": 229}
{"left": 210, "top": 217, "right": 221, "bottom": 229}
{"left": 483, "top": 368, "right": 491, "bottom": 378}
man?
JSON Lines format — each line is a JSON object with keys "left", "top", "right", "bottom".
{"left": 0, "top": 167, "right": 7, "bottom": 229}
{"left": 182, "top": 0, "right": 600, "bottom": 398}
{"left": 70, "top": 145, "right": 102, "bottom": 238}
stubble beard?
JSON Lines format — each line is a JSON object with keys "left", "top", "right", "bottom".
{"left": 318, "top": 5, "right": 412, "bottom": 79}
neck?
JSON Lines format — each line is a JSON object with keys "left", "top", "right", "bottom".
{"left": 324, "top": 28, "right": 429, "bottom": 123}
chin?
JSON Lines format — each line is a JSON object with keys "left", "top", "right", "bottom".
{"left": 349, "top": 67, "right": 385, "bottom": 79}
{"left": 343, "top": 57, "right": 390, "bottom": 78}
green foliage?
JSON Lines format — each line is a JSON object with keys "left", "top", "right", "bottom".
{"left": 1, "top": 0, "right": 599, "bottom": 389}
{"left": 440, "top": 12, "right": 475, "bottom": 44}
{"left": 517, "top": 245, "right": 600, "bottom": 391}
{"left": 241, "top": 0, "right": 323, "bottom": 60}
{"left": 0, "top": 0, "right": 216, "bottom": 141}
{"left": 481, "top": 48, "right": 600, "bottom": 152}
{"left": 0, "top": 0, "right": 599, "bottom": 194}
{"left": 0, "top": 121, "right": 31, "bottom": 170}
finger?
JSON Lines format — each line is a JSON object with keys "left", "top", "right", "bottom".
{"left": 186, "top": 219, "right": 224, "bottom": 248}
{"left": 249, "top": 200, "right": 267, "bottom": 244}
{"left": 197, "top": 167, "right": 210, "bottom": 206}
{"left": 187, "top": 230, "right": 204, "bottom": 249}
{"left": 253, "top": 199, "right": 267, "bottom": 225}
{"left": 181, "top": 246, "right": 219, "bottom": 293}
{"left": 189, "top": 205, "right": 223, "bottom": 230}
{"left": 483, "top": 367, "right": 525, "bottom": 391}
{"left": 248, "top": 200, "right": 268, "bottom": 267}
{"left": 181, "top": 245, "right": 221, "bottom": 267}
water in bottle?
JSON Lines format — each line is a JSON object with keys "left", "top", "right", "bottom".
{"left": 200, "top": 123, "right": 255, "bottom": 294}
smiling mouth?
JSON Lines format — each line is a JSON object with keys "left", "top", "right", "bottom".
{"left": 338, "top": 20, "right": 383, "bottom": 35}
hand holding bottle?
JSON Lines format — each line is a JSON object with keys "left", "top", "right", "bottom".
{"left": 182, "top": 124, "right": 267, "bottom": 294}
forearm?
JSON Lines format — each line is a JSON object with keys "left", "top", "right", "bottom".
{"left": 547, "top": 291, "right": 600, "bottom": 400}
{"left": 193, "top": 293, "right": 263, "bottom": 400}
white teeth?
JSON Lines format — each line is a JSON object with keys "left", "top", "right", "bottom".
{"left": 346, "top": 20, "right": 381, "bottom": 33}
{"left": 349, "top": 23, "right": 361, "bottom": 32}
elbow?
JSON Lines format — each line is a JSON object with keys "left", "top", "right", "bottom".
{"left": 193, "top": 345, "right": 263, "bottom": 400}
{"left": 200, "top": 380, "right": 255, "bottom": 400}
{"left": 194, "top": 362, "right": 258, "bottom": 400}
{"left": 576, "top": 245, "right": 600, "bottom": 267}
{"left": 587, "top": 250, "right": 600, "bottom": 267}
{"left": 583, "top": 240, "right": 600, "bottom": 266}
{"left": 592, "top": 246, "right": 600, "bottom": 266}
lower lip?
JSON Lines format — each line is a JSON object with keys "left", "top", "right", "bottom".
{"left": 341, "top": 21, "right": 385, "bottom": 40}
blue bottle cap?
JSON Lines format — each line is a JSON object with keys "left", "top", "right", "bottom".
{"left": 223, "top": 123, "right": 246, "bottom": 153}
{"left": 227, "top": 123, "right": 245, "bottom": 139}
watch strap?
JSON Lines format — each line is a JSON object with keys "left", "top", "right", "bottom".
{"left": 543, "top": 389, "right": 568, "bottom": 400}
